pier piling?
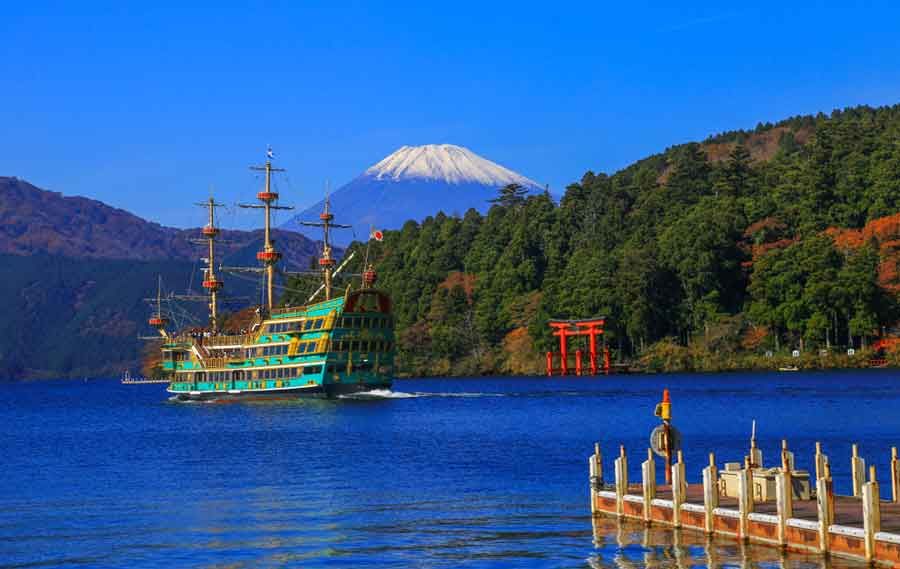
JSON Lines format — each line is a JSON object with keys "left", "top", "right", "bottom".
{"left": 702, "top": 452, "right": 718, "bottom": 534}
{"left": 642, "top": 448, "right": 656, "bottom": 523}
{"left": 816, "top": 462, "right": 834, "bottom": 553}
{"left": 862, "top": 465, "right": 881, "bottom": 562}
{"left": 614, "top": 445, "right": 627, "bottom": 517}
{"left": 891, "top": 446, "right": 900, "bottom": 503}
{"left": 852, "top": 443, "right": 866, "bottom": 498}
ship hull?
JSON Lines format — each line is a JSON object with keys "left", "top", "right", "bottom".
{"left": 168, "top": 381, "right": 392, "bottom": 402}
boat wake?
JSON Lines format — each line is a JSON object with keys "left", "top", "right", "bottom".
{"left": 338, "top": 389, "right": 504, "bottom": 400}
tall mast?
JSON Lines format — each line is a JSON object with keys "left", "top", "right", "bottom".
{"left": 197, "top": 195, "right": 225, "bottom": 331}
{"left": 239, "top": 148, "right": 293, "bottom": 313}
{"left": 320, "top": 197, "right": 336, "bottom": 300}
{"left": 148, "top": 275, "right": 169, "bottom": 338}
{"left": 299, "top": 193, "right": 351, "bottom": 301}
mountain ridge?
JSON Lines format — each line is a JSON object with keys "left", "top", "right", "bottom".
{"left": 0, "top": 176, "right": 319, "bottom": 267}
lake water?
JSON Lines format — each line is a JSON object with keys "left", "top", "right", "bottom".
{"left": 1, "top": 371, "right": 897, "bottom": 568}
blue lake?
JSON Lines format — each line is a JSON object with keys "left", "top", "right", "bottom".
{"left": 1, "top": 371, "right": 897, "bottom": 568}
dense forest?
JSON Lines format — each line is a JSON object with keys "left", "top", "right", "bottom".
{"left": 284, "top": 105, "right": 900, "bottom": 376}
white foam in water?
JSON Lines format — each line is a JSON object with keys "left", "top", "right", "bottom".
{"left": 340, "top": 389, "right": 420, "bottom": 400}
{"left": 339, "top": 389, "right": 505, "bottom": 400}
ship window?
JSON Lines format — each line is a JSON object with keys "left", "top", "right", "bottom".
{"left": 305, "top": 365, "right": 322, "bottom": 375}
{"left": 304, "top": 320, "right": 313, "bottom": 331}
{"left": 312, "top": 318, "right": 322, "bottom": 330}
{"left": 362, "top": 317, "right": 369, "bottom": 328}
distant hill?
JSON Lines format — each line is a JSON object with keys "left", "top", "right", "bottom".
{"left": 0, "top": 176, "right": 319, "bottom": 267}
{"left": 281, "top": 144, "right": 543, "bottom": 245}
{"left": 0, "top": 177, "right": 323, "bottom": 380}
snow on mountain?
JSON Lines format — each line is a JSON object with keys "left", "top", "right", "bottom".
{"left": 365, "top": 144, "right": 541, "bottom": 187}
{"left": 281, "top": 145, "right": 543, "bottom": 245}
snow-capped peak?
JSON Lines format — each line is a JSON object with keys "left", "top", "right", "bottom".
{"left": 364, "top": 144, "right": 541, "bottom": 187}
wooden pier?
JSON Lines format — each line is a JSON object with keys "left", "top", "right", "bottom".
{"left": 589, "top": 441, "right": 900, "bottom": 566}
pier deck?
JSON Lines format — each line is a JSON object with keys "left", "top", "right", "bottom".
{"left": 590, "top": 443, "right": 900, "bottom": 566}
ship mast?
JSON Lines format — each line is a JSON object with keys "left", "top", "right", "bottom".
{"left": 147, "top": 275, "right": 169, "bottom": 338}
{"left": 197, "top": 195, "right": 225, "bottom": 331}
{"left": 239, "top": 148, "right": 293, "bottom": 312}
{"left": 300, "top": 195, "right": 351, "bottom": 301}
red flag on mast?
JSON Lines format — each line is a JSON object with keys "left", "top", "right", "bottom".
{"left": 370, "top": 229, "right": 384, "bottom": 242}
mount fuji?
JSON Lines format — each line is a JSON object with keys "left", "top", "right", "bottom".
{"left": 281, "top": 144, "right": 543, "bottom": 245}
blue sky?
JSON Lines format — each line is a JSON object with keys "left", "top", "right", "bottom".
{"left": 2, "top": 1, "right": 899, "bottom": 229}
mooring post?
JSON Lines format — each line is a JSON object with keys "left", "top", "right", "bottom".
{"left": 738, "top": 456, "right": 753, "bottom": 541}
{"left": 862, "top": 465, "right": 882, "bottom": 563}
{"left": 891, "top": 446, "right": 900, "bottom": 503}
{"left": 589, "top": 442, "right": 603, "bottom": 514}
{"left": 776, "top": 440, "right": 794, "bottom": 547}
{"left": 642, "top": 448, "right": 656, "bottom": 523}
{"left": 749, "top": 419, "right": 763, "bottom": 468}
{"left": 672, "top": 450, "right": 685, "bottom": 528}
{"left": 816, "top": 462, "right": 834, "bottom": 554}
{"left": 852, "top": 443, "right": 866, "bottom": 498}
{"left": 702, "top": 452, "right": 719, "bottom": 534}
{"left": 814, "top": 441, "right": 828, "bottom": 482}
{"left": 614, "top": 445, "right": 628, "bottom": 517}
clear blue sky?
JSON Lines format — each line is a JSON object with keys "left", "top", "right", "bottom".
{"left": 2, "top": 1, "right": 899, "bottom": 229}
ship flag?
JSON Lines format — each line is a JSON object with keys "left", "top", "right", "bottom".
{"left": 370, "top": 228, "right": 384, "bottom": 242}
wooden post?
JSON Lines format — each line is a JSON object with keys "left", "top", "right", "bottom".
{"left": 614, "top": 445, "right": 628, "bottom": 517}
{"left": 776, "top": 440, "right": 794, "bottom": 547}
{"left": 816, "top": 463, "right": 834, "bottom": 555}
{"left": 862, "top": 465, "right": 881, "bottom": 563}
{"left": 738, "top": 456, "right": 753, "bottom": 541}
{"left": 672, "top": 451, "right": 685, "bottom": 528}
{"left": 642, "top": 448, "right": 656, "bottom": 523}
{"left": 677, "top": 450, "right": 687, "bottom": 499}
{"left": 891, "top": 446, "right": 900, "bottom": 503}
{"left": 749, "top": 419, "right": 763, "bottom": 468}
{"left": 702, "top": 452, "right": 719, "bottom": 534}
{"left": 589, "top": 443, "right": 603, "bottom": 514}
{"left": 814, "top": 441, "right": 828, "bottom": 482}
{"left": 852, "top": 443, "right": 866, "bottom": 498}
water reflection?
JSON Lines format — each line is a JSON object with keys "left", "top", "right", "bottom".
{"left": 588, "top": 516, "right": 866, "bottom": 569}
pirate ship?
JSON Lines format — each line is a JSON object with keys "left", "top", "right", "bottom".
{"left": 149, "top": 150, "right": 394, "bottom": 400}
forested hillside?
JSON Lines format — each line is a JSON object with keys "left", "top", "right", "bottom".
{"left": 331, "top": 105, "right": 900, "bottom": 375}
{"left": 0, "top": 178, "right": 322, "bottom": 380}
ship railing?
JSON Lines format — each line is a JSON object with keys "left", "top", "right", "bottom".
{"left": 169, "top": 334, "right": 254, "bottom": 347}
{"left": 201, "top": 357, "right": 227, "bottom": 369}
{"left": 270, "top": 305, "right": 308, "bottom": 316}
{"left": 203, "top": 334, "right": 255, "bottom": 347}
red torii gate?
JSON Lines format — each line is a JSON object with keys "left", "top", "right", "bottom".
{"left": 547, "top": 318, "right": 610, "bottom": 376}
